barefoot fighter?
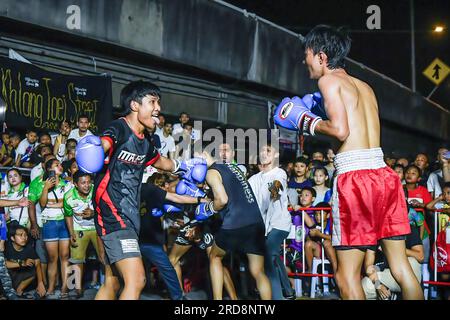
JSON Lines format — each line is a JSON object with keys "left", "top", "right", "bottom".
{"left": 273, "top": 25, "right": 423, "bottom": 300}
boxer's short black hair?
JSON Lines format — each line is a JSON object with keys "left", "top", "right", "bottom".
{"left": 120, "top": 80, "right": 161, "bottom": 115}
{"left": 442, "top": 182, "right": 450, "bottom": 191}
{"left": 304, "top": 24, "right": 351, "bottom": 69}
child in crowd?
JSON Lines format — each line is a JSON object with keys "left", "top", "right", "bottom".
{"left": 404, "top": 164, "right": 432, "bottom": 264}
{"left": 287, "top": 157, "right": 313, "bottom": 207}
{"left": 393, "top": 164, "right": 406, "bottom": 185}
{"left": 15, "top": 129, "right": 38, "bottom": 168}
{"left": 304, "top": 202, "right": 337, "bottom": 274}
{"left": 38, "top": 132, "right": 53, "bottom": 148}
{"left": 312, "top": 167, "right": 332, "bottom": 206}
{"left": 9, "top": 134, "right": 21, "bottom": 163}
{"left": 0, "top": 132, "right": 14, "bottom": 167}
{"left": 308, "top": 160, "right": 324, "bottom": 180}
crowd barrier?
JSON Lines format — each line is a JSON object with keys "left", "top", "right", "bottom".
{"left": 284, "top": 207, "right": 450, "bottom": 299}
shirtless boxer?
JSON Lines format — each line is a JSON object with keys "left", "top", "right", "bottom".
{"left": 274, "top": 25, "right": 423, "bottom": 300}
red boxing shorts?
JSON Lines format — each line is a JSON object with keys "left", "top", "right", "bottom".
{"left": 331, "top": 148, "right": 411, "bottom": 247}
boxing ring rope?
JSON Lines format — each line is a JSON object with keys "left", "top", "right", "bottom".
{"left": 283, "top": 207, "right": 450, "bottom": 298}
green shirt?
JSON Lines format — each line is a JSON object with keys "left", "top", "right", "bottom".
{"left": 29, "top": 177, "right": 70, "bottom": 221}
{"left": 63, "top": 186, "right": 95, "bottom": 231}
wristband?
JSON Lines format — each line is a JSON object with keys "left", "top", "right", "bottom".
{"left": 197, "top": 197, "right": 202, "bottom": 204}
{"left": 208, "top": 201, "right": 218, "bottom": 214}
{"left": 172, "top": 159, "right": 180, "bottom": 173}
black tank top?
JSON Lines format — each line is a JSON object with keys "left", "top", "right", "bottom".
{"left": 209, "top": 163, "right": 263, "bottom": 230}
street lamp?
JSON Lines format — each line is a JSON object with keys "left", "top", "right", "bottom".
{"left": 433, "top": 25, "right": 444, "bottom": 33}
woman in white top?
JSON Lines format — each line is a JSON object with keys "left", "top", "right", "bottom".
{"left": 5, "top": 168, "right": 29, "bottom": 227}
{"left": 248, "top": 145, "right": 295, "bottom": 300}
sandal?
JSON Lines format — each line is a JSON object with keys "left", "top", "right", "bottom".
{"left": 17, "top": 292, "right": 35, "bottom": 300}
{"left": 59, "top": 292, "right": 69, "bottom": 300}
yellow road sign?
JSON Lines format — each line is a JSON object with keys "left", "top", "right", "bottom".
{"left": 423, "top": 58, "right": 450, "bottom": 85}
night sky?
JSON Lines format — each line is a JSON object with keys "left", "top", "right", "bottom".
{"left": 226, "top": 0, "right": 450, "bottom": 109}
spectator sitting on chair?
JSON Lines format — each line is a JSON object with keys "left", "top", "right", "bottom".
{"left": 5, "top": 225, "right": 46, "bottom": 299}
{"left": 15, "top": 129, "right": 38, "bottom": 168}
{"left": 304, "top": 202, "right": 337, "bottom": 274}
{"left": 361, "top": 225, "right": 423, "bottom": 300}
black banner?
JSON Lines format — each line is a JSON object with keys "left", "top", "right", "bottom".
{"left": 0, "top": 56, "right": 112, "bottom": 133}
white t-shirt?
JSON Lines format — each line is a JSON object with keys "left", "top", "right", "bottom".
{"left": 155, "top": 132, "right": 176, "bottom": 158}
{"left": 248, "top": 167, "right": 292, "bottom": 235}
{"left": 155, "top": 126, "right": 164, "bottom": 136}
{"left": 68, "top": 129, "right": 93, "bottom": 142}
{"left": 30, "top": 164, "right": 44, "bottom": 182}
{"left": 172, "top": 123, "right": 201, "bottom": 142}
{"left": 287, "top": 188, "right": 299, "bottom": 206}
{"left": 427, "top": 170, "right": 443, "bottom": 198}
{"left": 16, "top": 139, "right": 37, "bottom": 163}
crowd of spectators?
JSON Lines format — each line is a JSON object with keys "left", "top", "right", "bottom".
{"left": 0, "top": 110, "right": 449, "bottom": 300}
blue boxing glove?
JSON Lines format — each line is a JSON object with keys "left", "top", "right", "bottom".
{"left": 176, "top": 180, "right": 206, "bottom": 198}
{"left": 195, "top": 201, "right": 217, "bottom": 221}
{"left": 302, "top": 92, "right": 328, "bottom": 120}
{"left": 173, "top": 158, "right": 207, "bottom": 184}
{"left": 151, "top": 208, "right": 164, "bottom": 217}
{"left": 163, "top": 203, "right": 183, "bottom": 214}
{"left": 76, "top": 135, "right": 105, "bottom": 173}
{"left": 273, "top": 97, "right": 322, "bottom": 136}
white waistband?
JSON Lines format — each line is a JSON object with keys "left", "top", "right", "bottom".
{"left": 334, "top": 148, "right": 386, "bottom": 175}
